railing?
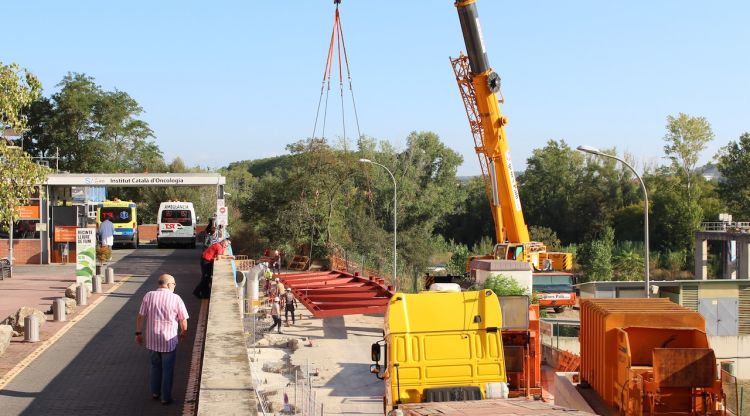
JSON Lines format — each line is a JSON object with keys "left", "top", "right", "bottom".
{"left": 701, "top": 222, "right": 750, "bottom": 233}
{"left": 239, "top": 270, "right": 325, "bottom": 415}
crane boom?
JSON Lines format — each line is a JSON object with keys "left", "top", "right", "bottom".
{"left": 452, "top": 0, "right": 529, "bottom": 245}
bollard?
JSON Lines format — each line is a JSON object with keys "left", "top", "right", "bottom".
{"left": 24, "top": 314, "right": 40, "bottom": 342}
{"left": 52, "top": 298, "right": 66, "bottom": 322}
{"left": 76, "top": 284, "right": 88, "bottom": 306}
{"left": 92, "top": 275, "right": 102, "bottom": 294}
{"left": 105, "top": 267, "right": 115, "bottom": 284}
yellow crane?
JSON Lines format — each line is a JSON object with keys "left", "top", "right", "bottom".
{"left": 451, "top": 0, "right": 571, "bottom": 272}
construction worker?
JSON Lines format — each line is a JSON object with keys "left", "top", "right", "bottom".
{"left": 283, "top": 288, "right": 297, "bottom": 325}
{"left": 267, "top": 297, "right": 282, "bottom": 334}
{"left": 264, "top": 267, "right": 273, "bottom": 297}
{"left": 274, "top": 277, "right": 285, "bottom": 297}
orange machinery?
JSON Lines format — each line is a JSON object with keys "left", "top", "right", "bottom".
{"left": 580, "top": 299, "right": 724, "bottom": 415}
{"left": 502, "top": 301, "right": 542, "bottom": 398}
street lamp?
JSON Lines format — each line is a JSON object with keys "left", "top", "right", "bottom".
{"left": 359, "top": 158, "right": 398, "bottom": 290}
{"left": 577, "top": 145, "right": 650, "bottom": 298}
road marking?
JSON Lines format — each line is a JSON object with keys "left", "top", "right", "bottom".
{"left": 182, "top": 298, "right": 209, "bottom": 416}
{"left": 0, "top": 275, "right": 133, "bottom": 391}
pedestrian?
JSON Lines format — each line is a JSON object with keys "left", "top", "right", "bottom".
{"left": 275, "top": 277, "right": 285, "bottom": 297}
{"left": 135, "top": 274, "right": 189, "bottom": 405}
{"left": 267, "top": 296, "right": 282, "bottom": 334}
{"left": 193, "top": 239, "right": 231, "bottom": 299}
{"left": 283, "top": 288, "right": 297, "bottom": 325}
{"left": 99, "top": 216, "right": 115, "bottom": 248}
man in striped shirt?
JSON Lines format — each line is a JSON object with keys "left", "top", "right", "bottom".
{"left": 135, "top": 274, "right": 189, "bottom": 405}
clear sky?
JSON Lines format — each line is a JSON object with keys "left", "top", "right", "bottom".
{"left": 4, "top": 1, "right": 749, "bottom": 176}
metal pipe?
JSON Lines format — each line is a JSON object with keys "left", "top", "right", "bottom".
{"left": 455, "top": 0, "right": 490, "bottom": 74}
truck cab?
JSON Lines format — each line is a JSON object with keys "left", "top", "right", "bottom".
{"left": 370, "top": 288, "right": 509, "bottom": 413}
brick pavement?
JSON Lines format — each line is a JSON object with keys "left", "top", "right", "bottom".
{"left": 0, "top": 246, "right": 205, "bottom": 416}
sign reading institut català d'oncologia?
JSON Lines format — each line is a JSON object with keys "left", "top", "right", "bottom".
{"left": 76, "top": 228, "right": 96, "bottom": 286}
{"left": 45, "top": 173, "right": 226, "bottom": 187}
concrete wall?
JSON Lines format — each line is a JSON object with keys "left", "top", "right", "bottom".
{"left": 709, "top": 335, "right": 750, "bottom": 378}
{"left": 198, "top": 258, "right": 257, "bottom": 415}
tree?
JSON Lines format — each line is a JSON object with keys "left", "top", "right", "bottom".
{"left": 0, "top": 62, "right": 41, "bottom": 134}
{"left": 663, "top": 113, "right": 714, "bottom": 199}
{"left": 0, "top": 142, "right": 49, "bottom": 232}
{"left": 0, "top": 62, "right": 47, "bottom": 233}
{"left": 717, "top": 133, "right": 750, "bottom": 219}
{"left": 578, "top": 227, "right": 615, "bottom": 282}
{"left": 25, "top": 73, "right": 160, "bottom": 173}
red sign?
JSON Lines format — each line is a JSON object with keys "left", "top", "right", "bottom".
{"left": 55, "top": 226, "right": 77, "bottom": 243}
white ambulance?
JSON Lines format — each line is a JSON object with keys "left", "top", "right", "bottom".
{"left": 156, "top": 201, "right": 197, "bottom": 248}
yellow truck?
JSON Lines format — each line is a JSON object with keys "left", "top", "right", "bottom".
{"left": 370, "top": 287, "right": 509, "bottom": 413}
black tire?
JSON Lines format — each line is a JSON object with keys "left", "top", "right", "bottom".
{"left": 190, "top": 240, "right": 196, "bottom": 249}
{"left": 157, "top": 239, "right": 164, "bottom": 249}
{"left": 554, "top": 306, "right": 565, "bottom": 313}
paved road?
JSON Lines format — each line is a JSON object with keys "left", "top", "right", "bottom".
{"left": 0, "top": 246, "right": 204, "bottom": 416}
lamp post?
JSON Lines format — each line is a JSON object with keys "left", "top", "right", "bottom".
{"left": 359, "top": 158, "right": 398, "bottom": 290}
{"left": 577, "top": 145, "right": 650, "bottom": 298}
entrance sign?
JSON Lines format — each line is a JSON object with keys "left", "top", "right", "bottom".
{"left": 76, "top": 228, "right": 96, "bottom": 285}
{"left": 46, "top": 173, "right": 226, "bottom": 187}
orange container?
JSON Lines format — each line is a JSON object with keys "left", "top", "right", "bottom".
{"left": 579, "top": 298, "right": 706, "bottom": 407}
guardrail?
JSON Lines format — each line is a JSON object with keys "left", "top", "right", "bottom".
{"left": 701, "top": 222, "right": 750, "bottom": 233}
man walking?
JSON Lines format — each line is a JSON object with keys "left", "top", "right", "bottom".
{"left": 267, "top": 297, "right": 282, "bottom": 334}
{"left": 283, "top": 288, "right": 297, "bottom": 325}
{"left": 193, "top": 239, "right": 231, "bottom": 298}
{"left": 99, "top": 216, "right": 115, "bottom": 248}
{"left": 135, "top": 274, "right": 189, "bottom": 405}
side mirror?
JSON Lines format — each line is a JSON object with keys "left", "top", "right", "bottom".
{"left": 370, "top": 364, "right": 381, "bottom": 375}
{"left": 371, "top": 343, "right": 381, "bottom": 362}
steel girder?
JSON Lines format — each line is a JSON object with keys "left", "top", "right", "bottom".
{"left": 280, "top": 270, "right": 394, "bottom": 318}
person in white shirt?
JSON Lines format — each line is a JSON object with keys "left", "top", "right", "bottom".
{"left": 99, "top": 217, "right": 115, "bottom": 247}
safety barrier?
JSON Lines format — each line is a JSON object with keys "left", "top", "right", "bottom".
{"left": 197, "top": 258, "right": 256, "bottom": 415}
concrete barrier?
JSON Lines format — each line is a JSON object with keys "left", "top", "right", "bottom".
{"left": 198, "top": 258, "right": 257, "bottom": 415}
{"left": 52, "top": 298, "right": 66, "bottom": 322}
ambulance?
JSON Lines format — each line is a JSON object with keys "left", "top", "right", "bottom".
{"left": 156, "top": 202, "right": 197, "bottom": 248}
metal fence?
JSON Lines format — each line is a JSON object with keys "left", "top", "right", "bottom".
{"left": 722, "top": 369, "right": 748, "bottom": 416}
{"left": 701, "top": 222, "right": 750, "bottom": 233}
{"left": 240, "top": 272, "right": 326, "bottom": 416}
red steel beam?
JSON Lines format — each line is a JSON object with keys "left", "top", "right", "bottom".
{"left": 280, "top": 269, "right": 393, "bottom": 318}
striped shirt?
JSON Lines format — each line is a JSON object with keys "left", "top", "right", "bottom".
{"left": 138, "top": 288, "right": 189, "bottom": 352}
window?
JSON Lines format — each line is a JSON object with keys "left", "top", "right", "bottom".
{"left": 100, "top": 207, "right": 133, "bottom": 224}
{"left": 161, "top": 210, "right": 192, "bottom": 226}
{"left": 533, "top": 274, "right": 574, "bottom": 293}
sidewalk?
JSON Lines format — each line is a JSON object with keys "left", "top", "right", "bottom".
{"left": 0, "top": 247, "right": 205, "bottom": 415}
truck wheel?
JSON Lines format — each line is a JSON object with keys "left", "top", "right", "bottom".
{"left": 157, "top": 240, "right": 164, "bottom": 249}
{"left": 190, "top": 240, "right": 196, "bottom": 249}
{"left": 554, "top": 306, "right": 565, "bottom": 313}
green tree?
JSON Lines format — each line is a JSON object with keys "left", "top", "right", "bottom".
{"left": 648, "top": 169, "right": 703, "bottom": 252}
{"left": 437, "top": 176, "right": 491, "bottom": 248}
{"left": 446, "top": 243, "right": 469, "bottom": 275}
{"left": 0, "top": 62, "right": 41, "bottom": 134}
{"left": 717, "top": 133, "right": 750, "bottom": 219}
{"left": 0, "top": 143, "right": 49, "bottom": 232}
{"left": 578, "top": 227, "right": 614, "bottom": 282}
{"left": 663, "top": 113, "right": 714, "bottom": 199}
{"left": 25, "top": 73, "right": 161, "bottom": 173}
{"left": 529, "top": 225, "right": 561, "bottom": 250}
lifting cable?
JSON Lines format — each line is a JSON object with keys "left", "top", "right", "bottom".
{"left": 311, "top": 0, "right": 363, "bottom": 147}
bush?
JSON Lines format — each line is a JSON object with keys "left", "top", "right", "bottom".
{"left": 483, "top": 274, "right": 529, "bottom": 298}
{"left": 96, "top": 246, "right": 112, "bottom": 263}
